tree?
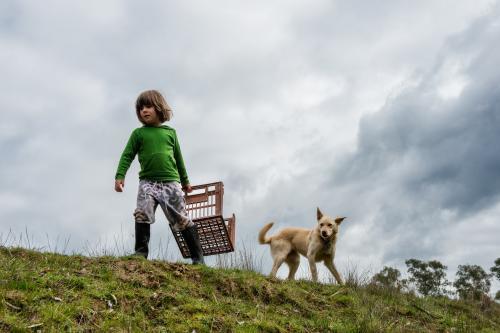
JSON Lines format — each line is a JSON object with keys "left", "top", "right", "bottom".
{"left": 372, "top": 266, "right": 405, "bottom": 290}
{"left": 490, "top": 258, "right": 500, "bottom": 281}
{"left": 405, "top": 259, "right": 449, "bottom": 296}
{"left": 453, "top": 264, "right": 491, "bottom": 300}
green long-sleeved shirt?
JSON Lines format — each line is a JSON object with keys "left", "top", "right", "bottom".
{"left": 115, "top": 125, "right": 189, "bottom": 185}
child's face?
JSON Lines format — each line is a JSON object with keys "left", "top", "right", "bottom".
{"left": 139, "top": 106, "right": 161, "bottom": 126}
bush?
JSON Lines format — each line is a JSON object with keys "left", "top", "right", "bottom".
{"left": 405, "top": 259, "right": 449, "bottom": 296}
{"left": 371, "top": 266, "right": 405, "bottom": 290}
{"left": 454, "top": 264, "right": 491, "bottom": 301}
{"left": 491, "top": 258, "right": 500, "bottom": 281}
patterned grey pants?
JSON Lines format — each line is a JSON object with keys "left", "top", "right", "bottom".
{"left": 134, "top": 180, "right": 194, "bottom": 231}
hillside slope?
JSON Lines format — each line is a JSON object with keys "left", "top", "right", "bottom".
{"left": 1, "top": 247, "right": 499, "bottom": 332}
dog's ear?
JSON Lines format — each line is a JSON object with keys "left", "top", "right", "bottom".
{"left": 335, "top": 217, "right": 346, "bottom": 225}
{"left": 317, "top": 207, "right": 323, "bottom": 221}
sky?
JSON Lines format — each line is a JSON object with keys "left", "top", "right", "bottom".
{"left": 1, "top": 0, "right": 499, "bottom": 289}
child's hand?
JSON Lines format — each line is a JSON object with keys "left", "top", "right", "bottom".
{"left": 115, "top": 179, "right": 125, "bottom": 192}
{"left": 183, "top": 184, "right": 193, "bottom": 193}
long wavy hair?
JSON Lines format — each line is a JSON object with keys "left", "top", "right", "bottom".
{"left": 135, "top": 90, "right": 173, "bottom": 124}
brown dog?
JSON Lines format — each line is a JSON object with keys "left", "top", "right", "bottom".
{"left": 259, "top": 208, "right": 346, "bottom": 283}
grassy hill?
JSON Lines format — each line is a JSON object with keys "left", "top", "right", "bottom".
{"left": 1, "top": 247, "right": 499, "bottom": 332}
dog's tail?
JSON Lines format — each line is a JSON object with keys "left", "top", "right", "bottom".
{"left": 258, "top": 222, "right": 274, "bottom": 244}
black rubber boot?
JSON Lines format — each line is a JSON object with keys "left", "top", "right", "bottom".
{"left": 181, "top": 225, "right": 205, "bottom": 265}
{"left": 134, "top": 222, "right": 151, "bottom": 258}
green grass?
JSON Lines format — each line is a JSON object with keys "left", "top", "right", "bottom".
{"left": 1, "top": 247, "right": 499, "bottom": 332}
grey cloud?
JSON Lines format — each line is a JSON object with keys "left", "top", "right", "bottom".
{"left": 325, "top": 6, "right": 500, "bottom": 266}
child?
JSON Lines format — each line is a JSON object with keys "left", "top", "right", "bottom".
{"left": 114, "top": 90, "right": 204, "bottom": 264}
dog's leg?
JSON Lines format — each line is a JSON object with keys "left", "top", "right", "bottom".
{"left": 269, "top": 240, "right": 291, "bottom": 279}
{"left": 270, "top": 256, "right": 286, "bottom": 278}
{"left": 307, "top": 239, "right": 322, "bottom": 282}
{"left": 307, "top": 255, "right": 319, "bottom": 282}
{"left": 324, "top": 259, "right": 343, "bottom": 284}
{"left": 285, "top": 252, "right": 300, "bottom": 280}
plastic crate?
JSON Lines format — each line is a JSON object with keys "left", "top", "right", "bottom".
{"left": 170, "top": 182, "right": 236, "bottom": 258}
